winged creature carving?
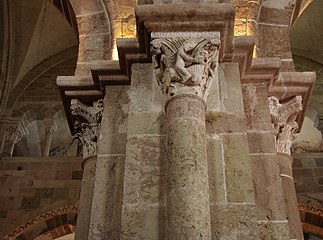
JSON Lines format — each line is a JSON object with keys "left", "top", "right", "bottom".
{"left": 151, "top": 37, "right": 220, "bottom": 98}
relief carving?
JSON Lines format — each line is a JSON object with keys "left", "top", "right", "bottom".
{"left": 269, "top": 96, "right": 303, "bottom": 155}
{"left": 71, "top": 99, "right": 103, "bottom": 158}
{"left": 151, "top": 34, "right": 220, "bottom": 99}
{"left": 4, "top": 126, "right": 24, "bottom": 144}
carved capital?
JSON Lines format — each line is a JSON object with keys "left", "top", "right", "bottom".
{"left": 150, "top": 32, "right": 220, "bottom": 99}
{"left": 44, "top": 126, "right": 55, "bottom": 134}
{"left": 71, "top": 99, "right": 103, "bottom": 158}
{"left": 4, "top": 126, "right": 24, "bottom": 144}
{"left": 269, "top": 96, "right": 303, "bottom": 155}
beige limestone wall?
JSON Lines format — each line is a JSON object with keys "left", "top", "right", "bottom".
{"left": 0, "top": 156, "right": 82, "bottom": 238}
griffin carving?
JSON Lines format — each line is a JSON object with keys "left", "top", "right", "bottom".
{"left": 151, "top": 36, "right": 220, "bottom": 99}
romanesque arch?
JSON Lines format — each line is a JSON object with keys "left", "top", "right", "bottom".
{"left": 299, "top": 204, "right": 323, "bottom": 238}
{"left": 4, "top": 206, "right": 78, "bottom": 240}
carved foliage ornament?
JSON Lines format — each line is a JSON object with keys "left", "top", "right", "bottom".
{"left": 268, "top": 96, "right": 303, "bottom": 155}
{"left": 151, "top": 34, "right": 220, "bottom": 99}
{"left": 71, "top": 99, "right": 103, "bottom": 158}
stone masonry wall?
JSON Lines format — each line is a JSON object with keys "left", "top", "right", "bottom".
{"left": 293, "top": 152, "right": 323, "bottom": 208}
{"left": 0, "top": 156, "right": 82, "bottom": 238}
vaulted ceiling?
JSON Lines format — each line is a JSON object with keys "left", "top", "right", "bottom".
{"left": 0, "top": 0, "right": 78, "bottom": 116}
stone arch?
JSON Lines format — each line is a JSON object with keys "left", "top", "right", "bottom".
{"left": 299, "top": 204, "right": 323, "bottom": 238}
{"left": 8, "top": 106, "right": 75, "bottom": 157}
{"left": 233, "top": 0, "right": 262, "bottom": 37}
{"left": 256, "top": 0, "right": 297, "bottom": 66}
{"left": 68, "top": 0, "right": 113, "bottom": 75}
{"left": 3, "top": 206, "right": 78, "bottom": 240}
{"left": 11, "top": 103, "right": 64, "bottom": 120}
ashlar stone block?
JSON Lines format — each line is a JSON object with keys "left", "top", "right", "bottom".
{"left": 222, "top": 133, "right": 255, "bottom": 203}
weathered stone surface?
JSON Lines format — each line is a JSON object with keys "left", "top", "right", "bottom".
{"left": 257, "top": 24, "right": 293, "bottom": 59}
{"left": 71, "top": 0, "right": 102, "bottom": 16}
{"left": 278, "top": 153, "right": 303, "bottom": 240}
{"left": 219, "top": 62, "right": 245, "bottom": 113}
{"left": 259, "top": 7, "right": 292, "bottom": 26}
{"left": 222, "top": 133, "right": 255, "bottom": 203}
{"left": 205, "top": 68, "right": 221, "bottom": 111}
{"left": 99, "top": 86, "right": 130, "bottom": 155}
{"left": 257, "top": 221, "right": 289, "bottom": 240}
{"left": 121, "top": 204, "right": 166, "bottom": 240}
{"left": 77, "top": 12, "right": 110, "bottom": 36}
{"left": 130, "top": 64, "right": 155, "bottom": 112}
{"left": 75, "top": 157, "right": 96, "bottom": 240}
{"left": 234, "top": 19, "right": 247, "bottom": 36}
{"left": 119, "top": 61, "right": 167, "bottom": 239}
{"left": 242, "top": 83, "right": 273, "bottom": 131}
{"left": 123, "top": 136, "right": 166, "bottom": 205}
{"left": 206, "top": 112, "right": 247, "bottom": 134}
{"left": 278, "top": 153, "right": 294, "bottom": 177}
{"left": 78, "top": 34, "right": 112, "bottom": 62}
{"left": 247, "top": 131, "right": 276, "bottom": 154}
{"left": 207, "top": 139, "right": 225, "bottom": 204}
{"left": 127, "top": 111, "right": 166, "bottom": 136}
{"left": 249, "top": 155, "right": 288, "bottom": 221}
{"left": 166, "top": 95, "right": 211, "bottom": 239}
{"left": 89, "top": 155, "right": 125, "bottom": 239}
{"left": 210, "top": 204, "right": 259, "bottom": 240}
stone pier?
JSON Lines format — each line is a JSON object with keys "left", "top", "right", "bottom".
{"left": 55, "top": 3, "right": 316, "bottom": 239}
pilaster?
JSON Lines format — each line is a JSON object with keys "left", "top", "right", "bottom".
{"left": 89, "top": 86, "right": 130, "bottom": 239}
{"left": 269, "top": 96, "right": 304, "bottom": 240}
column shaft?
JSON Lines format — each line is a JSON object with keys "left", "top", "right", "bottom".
{"left": 1, "top": 141, "right": 14, "bottom": 156}
{"left": 75, "top": 156, "right": 96, "bottom": 240}
{"left": 278, "top": 153, "right": 304, "bottom": 240}
{"left": 42, "top": 128, "right": 54, "bottom": 156}
{"left": 165, "top": 94, "right": 211, "bottom": 239}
